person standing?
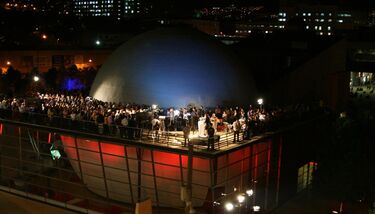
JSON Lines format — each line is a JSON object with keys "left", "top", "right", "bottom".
{"left": 183, "top": 124, "right": 191, "bottom": 147}
{"left": 207, "top": 125, "right": 215, "bottom": 151}
{"left": 120, "top": 115, "right": 128, "bottom": 138}
{"left": 153, "top": 121, "right": 160, "bottom": 141}
{"left": 233, "top": 118, "right": 241, "bottom": 143}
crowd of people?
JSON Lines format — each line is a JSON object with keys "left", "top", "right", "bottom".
{"left": 0, "top": 92, "right": 326, "bottom": 147}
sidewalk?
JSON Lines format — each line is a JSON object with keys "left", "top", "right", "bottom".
{"left": 0, "top": 191, "right": 75, "bottom": 214}
{"left": 270, "top": 192, "right": 368, "bottom": 214}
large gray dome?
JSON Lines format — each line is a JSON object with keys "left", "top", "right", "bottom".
{"left": 90, "top": 27, "right": 257, "bottom": 107}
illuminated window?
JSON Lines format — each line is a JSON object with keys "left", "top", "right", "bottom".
{"left": 297, "top": 162, "right": 317, "bottom": 192}
{"left": 328, "top": 26, "right": 331, "bottom": 30}
{"left": 338, "top": 20, "right": 343, "bottom": 23}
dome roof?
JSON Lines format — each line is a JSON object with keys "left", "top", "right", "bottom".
{"left": 90, "top": 27, "right": 257, "bottom": 107}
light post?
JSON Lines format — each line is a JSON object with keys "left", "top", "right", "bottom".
{"left": 220, "top": 188, "right": 260, "bottom": 214}
{"left": 257, "top": 98, "right": 263, "bottom": 109}
{"left": 33, "top": 75, "right": 40, "bottom": 82}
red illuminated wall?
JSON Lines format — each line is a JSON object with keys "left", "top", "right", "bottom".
{"left": 60, "top": 135, "right": 211, "bottom": 207}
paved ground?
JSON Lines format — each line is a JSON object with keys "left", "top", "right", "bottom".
{"left": 270, "top": 191, "right": 369, "bottom": 214}
{"left": 0, "top": 191, "right": 75, "bottom": 214}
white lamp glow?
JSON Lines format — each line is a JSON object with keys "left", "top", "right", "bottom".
{"left": 253, "top": 205, "right": 261, "bottom": 212}
{"left": 246, "top": 189, "right": 254, "bottom": 196}
{"left": 237, "top": 194, "right": 245, "bottom": 203}
{"left": 225, "top": 202, "right": 234, "bottom": 211}
{"left": 33, "top": 76, "right": 40, "bottom": 82}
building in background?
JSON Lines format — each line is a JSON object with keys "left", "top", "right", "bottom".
{"left": 0, "top": 49, "right": 111, "bottom": 73}
{"left": 72, "top": 0, "right": 148, "bottom": 20}
{"left": 278, "top": 5, "right": 368, "bottom": 36}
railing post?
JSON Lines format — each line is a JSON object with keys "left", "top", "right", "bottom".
{"left": 98, "top": 141, "right": 110, "bottom": 199}
{"left": 124, "top": 146, "right": 134, "bottom": 204}
{"left": 185, "top": 139, "right": 195, "bottom": 214}
{"left": 150, "top": 150, "right": 160, "bottom": 212}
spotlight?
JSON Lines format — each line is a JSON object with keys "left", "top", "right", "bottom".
{"left": 225, "top": 202, "right": 234, "bottom": 212}
{"left": 257, "top": 98, "right": 263, "bottom": 105}
{"left": 95, "top": 40, "right": 101, "bottom": 45}
{"left": 253, "top": 206, "right": 261, "bottom": 212}
{"left": 246, "top": 189, "right": 254, "bottom": 196}
{"left": 237, "top": 194, "right": 245, "bottom": 203}
{"left": 152, "top": 104, "right": 157, "bottom": 110}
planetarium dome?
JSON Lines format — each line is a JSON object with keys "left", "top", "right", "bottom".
{"left": 90, "top": 27, "right": 257, "bottom": 107}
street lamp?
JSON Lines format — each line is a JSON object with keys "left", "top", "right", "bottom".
{"left": 42, "top": 34, "right": 47, "bottom": 40}
{"left": 252, "top": 206, "right": 261, "bottom": 212}
{"left": 237, "top": 194, "right": 245, "bottom": 203}
{"left": 225, "top": 202, "right": 234, "bottom": 212}
{"left": 246, "top": 189, "right": 254, "bottom": 197}
{"left": 33, "top": 75, "right": 40, "bottom": 82}
{"left": 257, "top": 98, "right": 264, "bottom": 110}
{"left": 6, "top": 61, "right": 11, "bottom": 65}
{"left": 95, "top": 40, "right": 101, "bottom": 45}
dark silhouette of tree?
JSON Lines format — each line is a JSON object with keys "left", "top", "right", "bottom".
{"left": 2, "top": 66, "right": 21, "bottom": 96}
{"left": 44, "top": 68, "right": 58, "bottom": 89}
{"left": 315, "top": 107, "right": 375, "bottom": 205}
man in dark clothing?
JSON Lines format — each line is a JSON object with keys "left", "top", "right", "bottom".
{"left": 183, "top": 124, "right": 191, "bottom": 147}
{"left": 153, "top": 121, "right": 160, "bottom": 141}
{"left": 233, "top": 119, "right": 241, "bottom": 143}
{"left": 207, "top": 125, "right": 215, "bottom": 151}
{"left": 128, "top": 116, "right": 136, "bottom": 139}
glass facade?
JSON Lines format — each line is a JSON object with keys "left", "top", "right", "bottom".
{"left": 0, "top": 120, "right": 284, "bottom": 213}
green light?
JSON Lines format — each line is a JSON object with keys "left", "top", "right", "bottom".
{"left": 50, "top": 146, "right": 61, "bottom": 160}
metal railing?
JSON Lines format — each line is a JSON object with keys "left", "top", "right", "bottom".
{"left": 0, "top": 109, "right": 246, "bottom": 152}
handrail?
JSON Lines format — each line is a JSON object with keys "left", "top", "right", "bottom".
{"left": 0, "top": 108, "right": 327, "bottom": 153}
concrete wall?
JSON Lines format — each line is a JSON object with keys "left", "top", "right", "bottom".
{"left": 270, "top": 39, "right": 349, "bottom": 110}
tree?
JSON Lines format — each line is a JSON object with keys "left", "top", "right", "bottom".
{"left": 44, "top": 68, "right": 58, "bottom": 89}
{"left": 315, "top": 107, "right": 375, "bottom": 206}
